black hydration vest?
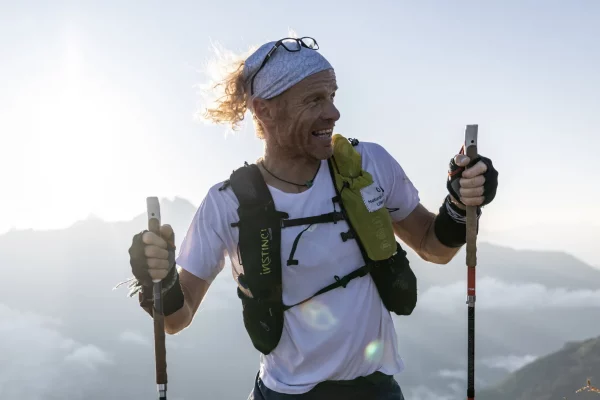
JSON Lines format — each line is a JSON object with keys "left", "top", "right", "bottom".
{"left": 220, "top": 139, "right": 418, "bottom": 355}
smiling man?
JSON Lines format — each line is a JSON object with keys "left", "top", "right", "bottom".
{"left": 127, "top": 36, "right": 499, "bottom": 400}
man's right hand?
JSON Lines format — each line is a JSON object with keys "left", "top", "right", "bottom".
{"left": 126, "top": 222, "right": 212, "bottom": 332}
{"left": 129, "top": 224, "right": 176, "bottom": 285}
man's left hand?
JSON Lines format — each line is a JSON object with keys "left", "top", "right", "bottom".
{"left": 447, "top": 153, "right": 498, "bottom": 208}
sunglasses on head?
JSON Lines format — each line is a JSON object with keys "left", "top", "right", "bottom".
{"left": 249, "top": 37, "right": 319, "bottom": 97}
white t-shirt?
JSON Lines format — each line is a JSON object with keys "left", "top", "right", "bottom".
{"left": 176, "top": 140, "right": 420, "bottom": 395}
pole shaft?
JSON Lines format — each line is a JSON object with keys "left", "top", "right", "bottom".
{"left": 147, "top": 198, "right": 168, "bottom": 400}
{"left": 153, "top": 281, "right": 167, "bottom": 399}
{"left": 464, "top": 124, "right": 478, "bottom": 400}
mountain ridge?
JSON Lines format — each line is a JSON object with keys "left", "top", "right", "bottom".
{"left": 2, "top": 195, "right": 600, "bottom": 399}
{"left": 1, "top": 195, "right": 596, "bottom": 274}
{"left": 478, "top": 334, "right": 600, "bottom": 400}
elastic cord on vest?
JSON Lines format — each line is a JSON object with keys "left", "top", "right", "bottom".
{"left": 434, "top": 195, "right": 481, "bottom": 248}
{"left": 287, "top": 224, "right": 313, "bottom": 266}
{"left": 284, "top": 211, "right": 345, "bottom": 266}
{"left": 282, "top": 263, "right": 372, "bottom": 311}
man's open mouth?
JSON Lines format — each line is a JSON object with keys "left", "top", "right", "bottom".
{"left": 312, "top": 128, "right": 333, "bottom": 138}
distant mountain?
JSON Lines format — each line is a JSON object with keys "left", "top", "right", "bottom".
{"left": 1, "top": 196, "right": 600, "bottom": 400}
{"left": 481, "top": 223, "right": 600, "bottom": 270}
{"left": 478, "top": 335, "right": 600, "bottom": 400}
{"left": 415, "top": 241, "right": 600, "bottom": 292}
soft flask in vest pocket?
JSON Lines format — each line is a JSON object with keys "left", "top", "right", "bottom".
{"left": 370, "top": 242, "right": 417, "bottom": 315}
{"left": 330, "top": 134, "right": 397, "bottom": 261}
{"left": 237, "top": 287, "right": 284, "bottom": 355}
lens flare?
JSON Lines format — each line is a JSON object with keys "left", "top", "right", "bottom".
{"left": 364, "top": 340, "right": 383, "bottom": 363}
{"left": 300, "top": 300, "right": 338, "bottom": 331}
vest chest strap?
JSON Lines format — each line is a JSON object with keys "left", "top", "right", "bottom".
{"left": 281, "top": 210, "right": 345, "bottom": 228}
{"left": 282, "top": 263, "right": 372, "bottom": 311}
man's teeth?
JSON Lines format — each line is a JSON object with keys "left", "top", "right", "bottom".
{"left": 312, "top": 129, "right": 333, "bottom": 137}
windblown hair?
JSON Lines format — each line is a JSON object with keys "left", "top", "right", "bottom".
{"left": 196, "top": 42, "right": 257, "bottom": 134}
{"left": 197, "top": 31, "right": 300, "bottom": 137}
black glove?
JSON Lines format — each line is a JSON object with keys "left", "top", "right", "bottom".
{"left": 447, "top": 154, "right": 498, "bottom": 207}
{"left": 125, "top": 229, "right": 185, "bottom": 317}
{"left": 127, "top": 230, "right": 177, "bottom": 295}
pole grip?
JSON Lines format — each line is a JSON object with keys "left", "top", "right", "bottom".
{"left": 464, "top": 124, "right": 479, "bottom": 269}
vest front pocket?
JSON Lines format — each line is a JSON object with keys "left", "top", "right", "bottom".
{"left": 237, "top": 287, "right": 284, "bottom": 355}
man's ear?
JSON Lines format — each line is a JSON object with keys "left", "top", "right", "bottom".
{"left": 252, "top": 97, "right": 274, "bottom": 126}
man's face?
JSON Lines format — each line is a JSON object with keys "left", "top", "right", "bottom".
{"left": 265, "top": 69, "right": 340, "bottom": 161}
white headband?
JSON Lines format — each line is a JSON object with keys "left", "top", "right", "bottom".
{"left": 243, "top": 39, "right": 333, "bottom": 103}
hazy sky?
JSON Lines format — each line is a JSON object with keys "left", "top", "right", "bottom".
{"left": 2, "top": 1, "right": 599, "bottom": 265}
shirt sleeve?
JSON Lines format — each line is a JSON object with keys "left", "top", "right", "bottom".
{"left": 175, "top": 186, "right": 229, "bottom": 284}
{"left": 364, "top": 142, "right": 420, "bottom": 222}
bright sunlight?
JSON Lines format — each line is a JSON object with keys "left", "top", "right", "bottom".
{"left": 1, "top": 29, "right": 155, "bottom": 233}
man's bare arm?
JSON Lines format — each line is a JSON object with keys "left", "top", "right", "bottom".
{"left": 164, "top": 268, "right": 211, "bottom": 335}
{"left": 392, "top": 203, "right": 462, "bottom": 265}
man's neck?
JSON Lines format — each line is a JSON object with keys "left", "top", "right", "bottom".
{"left": 259, "top": 145, "right": 321, "bottom": 191}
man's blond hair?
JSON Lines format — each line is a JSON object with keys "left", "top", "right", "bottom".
{"left": 196, "top": 31, "right": 300, "bottom": 138}
{"left": 196, "top": 42, "right": 254, "bottom": 133}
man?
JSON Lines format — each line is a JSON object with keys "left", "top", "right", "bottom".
{"left": 127, "top": 36, "right": 499, "bottom": 400}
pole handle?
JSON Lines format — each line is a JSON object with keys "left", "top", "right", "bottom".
{"left": 464, "top": 125, "right": 479, "bottom": 268}
{"left": 147, "top": 197, "right": 162, "bottom": 283}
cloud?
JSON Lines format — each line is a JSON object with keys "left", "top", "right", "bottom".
{"left": 419, "top": 277, "right": 600, "bottom": 313}
{"left": 65, "top": 344, "right": 114, "bottom": 369}
{"left": 481, "top": 354, "right": 537, "bottom": 372}
{"left": 119, "top": 330, "right": 151, "bottom": 346}
{"left": 438, "top": 369, "right": 467, "bottom": 381}
{"left": 118, "top": 329, "right": 185, "bottom": 351}
{"left": 447, "top": 382, "right": 463, "bottom": 394}
{"left": 0, "top": 303, "right": 113, "bottom": 399}
{"left": 407, "top": 385, "right": 457, "bottom": 400}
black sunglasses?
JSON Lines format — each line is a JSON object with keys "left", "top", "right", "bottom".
{"left": 249, "top": 37, "right": 319, "bottom": 96}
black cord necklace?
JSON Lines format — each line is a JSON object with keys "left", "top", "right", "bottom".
{"left": 260, "top": 160, "right": 321, "bottom": 188}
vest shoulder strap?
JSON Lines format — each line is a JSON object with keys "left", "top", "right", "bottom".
{"left": 227, "top": 162, "right": 272, "bottom": 207}
{"left": 227, "top": 162, "right": 286, "bottom": 300}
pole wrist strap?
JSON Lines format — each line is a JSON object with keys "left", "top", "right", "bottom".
{"left": 434, "top": 195, "right": 481, "bottom": 248}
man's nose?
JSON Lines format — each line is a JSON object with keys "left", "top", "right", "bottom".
{"left": 322, "top": 101, "right": 341, "bottom": 122}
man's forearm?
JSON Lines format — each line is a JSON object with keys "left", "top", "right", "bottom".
{"left": 164, "top": 294, "right": 193, "bottom": 335}
{"left": 419, "top": 216, "right": 463, "bottom": 264}
{"left": 393, "top": 196, "right": 475, "bottom": 265}
{"left": 393, "top": 201, "right": 465, "bottom": 264}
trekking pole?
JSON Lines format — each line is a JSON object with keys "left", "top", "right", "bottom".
{"left": 464, "top": 125, "right": 478, "bottom": 400}
{"left": 147, "top": 197, "right": 168, "bottom": 400}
